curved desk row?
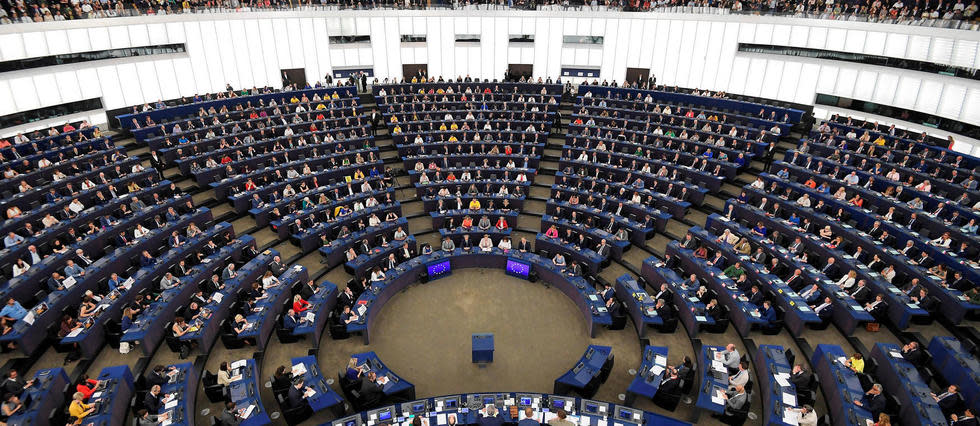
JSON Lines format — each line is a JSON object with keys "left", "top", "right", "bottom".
{"left": 346, "top": 249, "right": 612, "bottom": 344}
{"left": 327, "top": 391, "right": 690, "bottom": 426}
{"left": 554, "top": 345, "right": 614, "bottom": 398}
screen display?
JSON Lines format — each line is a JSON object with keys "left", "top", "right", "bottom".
{"left": 505, "top": 258, "right": 531, "bottom": 279}
{"left": 412, "top": 403, "right": 425, "bottom": 413}
{"left": 585, "top": 403, "right": 598, "bottom": 413}
{"left": 618, "top": 410, "right": 633, "bottom": 419}
{"left": 520, "top": 398, "right": 532, "bottom": 405}
{"left": 445, "top": 399, "right": 457, "bottom": 408}
{"left": 379, "top": 411, "right": 392, "bottom": 421}
{"left": 483, "top": 397, "right": 495, "bottom": 405}
{"left": 552, "top": 400, "right": 565, "bottom": 409}
{"left": 345, "top": 420, "right": 356, "bottom": 426}
{"left": 427, "top": 260, "right": 451, "bottom": 279}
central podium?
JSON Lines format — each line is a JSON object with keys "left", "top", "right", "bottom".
{"left": 472, "top": 333, "right": 494, "bottom": 364}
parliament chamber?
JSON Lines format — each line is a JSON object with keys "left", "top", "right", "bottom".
{"left": 0, "top": 7, "right": 979, "bottom": 426}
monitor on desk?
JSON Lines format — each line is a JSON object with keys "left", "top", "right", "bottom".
{"left": 333, "top": 415, "right": 362, "bottom": 426}
{"left": 613, "top": 406, "right": 641, "bottom": 423}
{"left": 438, "top": 396, "right": 459, "bottom": 409}
{"left": 427, "top": 259, "right": 452, "bottom": 281}
{"left": 549, "top": 396, "right": 574, "bottom": 412}
{"left": 506, "top": 258, "right": 531, "bottom": 280}
{"left": 580, "top": 400, "right": 604, "bottom": 415}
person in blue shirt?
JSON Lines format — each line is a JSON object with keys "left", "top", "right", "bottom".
{"left": 3, "top": 232, "right": 24, "bottom": 248}
{"left": 776, "top": 168, "right": 790, "bottom": 179}
{"left": 788, "top": 212, "right": 801, "bottom": 225}
{"left": 734, "top": 153, "right": 746, "bottom": 168}
{"left": 817, "top": 183, "right": 830, "bottom": 194}
{"left": 759, "top": 300, "right": 777, "bottom": 325}
{"left": 0, "top": 298, "right": 27, "bottom": 322}
{"left": 63, "top": 260, "right": 84, "bottom": 278}
{"left": 107, "top": 273, "right": 124, "bottom": 293}
{"left": 737, "top": 191, "right": 749, "bottom": 204}
{"left": 751, "top": 222, "right": 767, "bottom": 237}
{"left": 120, "top": 307, "right": 135, "bottom": 331}
{"left": 283, "top": 309, "right": 299, "bottom": 329}
{"left": 517, "top": 407, "right": 539, "bottom": 426}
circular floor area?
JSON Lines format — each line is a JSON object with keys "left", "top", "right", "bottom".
{"left": 365, "top": 268, "right": 600, "bottom": 397}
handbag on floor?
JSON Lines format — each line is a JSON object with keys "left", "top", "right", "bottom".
{"left": 865, "top": 322, "right": 880, "bottom": 332}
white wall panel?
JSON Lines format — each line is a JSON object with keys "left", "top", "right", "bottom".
{"left": 214, "top": 21, "right": 240, "bottom": 89}
{"left": 835, "top": 68, "right": 858, "bottom": 98}
{"left": 229, "top": 20, "right": 254, "bottom": 88}
{"left": 843, "top": 29, "right": 866, "bottom": 53}
{"left": 0, "top": 34, "right": 27, "bottom": 60}
{"left": 155, "top": 60, "right": 180, "bottom": 100}
{"left": 257, "top": 19, "right": 281, "bottom": 88}
{"left": 853, "top": 70, "right": 877, "bottom": 101}
{"left": 44, "top": 30, "right": 70, "bottom": 55}
{"left": 906, "top": 35, "right": 931, "bottom": 61}
{"left": 795, "top": 63, "right": 820, "bottom": 104}
{"left": 760, "top": 59, "right": 782, "bottom": 99}
{"left": 893, "top": 76, "right": 921, "bottom": 109}
{"left": 952, "top": 39, "right": 978, "bottom": 68}
{"left": 9, "top": 76, "right": 39, "bottom": 111}
{"left": 962, "top": 89, "right": 980, "bottom": 125}
{"left": 75, "top": 69, "right": 102, "bottom": 100}
{"left": 928, "top": 37, "right": 954, "bottom": 64}
{"left": 183, "top": 22, "right": 213, "bottom": 94}
{"left": 54, "top": 71, "right": 82, "bottom": 103}
{"left": 147, "top": 23, "right": 168, "bottom": 45}
{"left": 815, "top": 64, "right": 839, "bottom": 94}
{"left": 33, "top": 74, "right": 59, "bottom": 106}
{"left": 96, "top": 65, "right": 123, "bottom": 108}
{"left": 806, "top": 26, "right": 827, "bottom": 49}
{"left": 0, "top": 81, "right": 15, "bottom": 115}
{"left": 171, "top": 57, "right": 197, "bottom": 96}
{"left": 826, "top": 28, "right": 846, "bottom": 51}
{"left": 915, "top": 79, "right": 943, "bottom": 114}
{"left": 135, "top": 61, "right": 161, "bottom": 102}
{"left": 788, "top": 25, "right": 808, "bottom": 47}
{"left": 88, "top": 27, "right": 111, "bottom": 51}
{"left": 883, "top": 33, "right": 908, "bottom": 58}
{"left": 872, "top": 72, "right": 899, "bottom": 105}
{"left": 22, "top": 32, "right": 48, "bottom": 57}
{"left": 864, "top": 31, "right": 886, "bottom": 56}
{"left": 66, "top": 29, "right": 91, "bottom": 53}
{"left": 165, "top": 22, "right": 186, "bottom": 43}
{"left": 108, "top": 26, "right": 131, "bottom": 49}
{"left": 938, "top": 84, "right": 966, "bottom": 118}
{"left": 128, "top": 25, "right": 150, "bottom": 47}
{"left": 778, "top": 61, "right": 801, "bottom": 101}
{"left": 728, "top": 56, "right": 750, "bottom": 95}
{"left": 116, "top": 63, "right": 144, "bottom": 107}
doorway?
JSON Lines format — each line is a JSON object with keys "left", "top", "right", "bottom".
{"left": 281, "top": 68, "right": 307, "bottom": 88}
{"left": 402, "top": 64, "right": 428, "bottom": 81}
{"left": 506, "top": 64, "right": 533, "bottom": 82}
{"left": 625, "top": 67, "right": 650, "bottom": 87}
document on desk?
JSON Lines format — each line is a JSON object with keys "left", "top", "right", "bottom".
{"left": 544, "top": 412, "right": 558, "bottom": 423}
{"left": 377, "top": 376, "right": 390, "bottom": 385}
{"left": 651, "top": 365, "right": 664, "bottom": 376}
{"left": 711, "top": 390, "right": 725, "bottom": 405}
{"left": 774, "top": 374, "right": 791, "bottom": 388}
{"left": 889, "top": 351, "right": 903, "bottom": 359}
{"left": 291, "top": 363, "right": 308, "bottom": 377}
{"left": 241, "top": 405, "right": 255, "bottom": 419}
{"left": 712, "top": 360, "right": 726, "bottom": 372}
{"left": 165, "top": 399, "right": 178, "bottom": 409}
{"left": 212, "top": 292, "right": 223, "bottom": 303}
{"left": 231, "top": 359, "right": 247, "bottom": 369}
{"left": 782, "top": 408, "right": 799, "bottom": 426}
{"left": 66, "top": 327, "right": 83, "bottom": 338}
{"left": 782, "top": 392, "right": 797, "bottom": 406}
{"left": 436, "top": 414, "right": 447, "bottom": 425}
